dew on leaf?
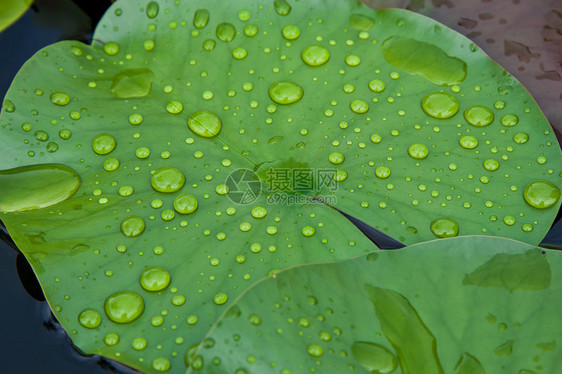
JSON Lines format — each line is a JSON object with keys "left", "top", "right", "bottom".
{"left": 0, "top": 164, "right": 81, "bottom": 212}
{"left": 306, "top": 344, "right": 323, "bottom": 357}
{"left": 282, "top": 24, "right": 300, "bottom": 40}
{"left": 104, "top": 291, "right": 145, "bottom": 324}
{"left": 329, "top": 152, "right": 345, "bottom": 165}
{"left": 430, "top": 218, "right": 459, "bottom": 238}
{"left": 368, "top": 79, "right": 385, "bottom": 93}
{"left": 408, "top": 143, "right": 429, "bottom": 159}
{"left": 146, "top": 1, "right": 159, "bottom": 18}
{"left": 103, "top": 41, "right": 119, "bottom": 56}
{"left": 104, "top": 333, "right": 119, "bottom": 346}
{"left": 375, "top": 166, "right": 391, "bottom": 179}
{"left": 140, "top": 267, "right": 171, "bottom": 291}
{"left": 464, "top": 106, "right": 494, "bottom": 127}
{"left": 421, "top": 92, "right": 459, "bottom": 119}
{"left": 152, "top": 357, "right": 171, "bottom": 372}
{"left": 174, "top": 194, "right": 198, "bottom": 214}
{"left": 501, "top": 114, "right": 519, "bottom": 127}
{"left": 349, "top": 14, "right": 375, "bottom": 30}
{"left": 213, "top": 292, "right": 228, "bottom": 305}
{"left": 301, "top": 45, "right": 330, "bottom": 67}
{"left": 193, "top": 9, "right": 209, "bottom": 29}
{"left": 78, "top": 309, "right": 102, "bottom": 329}
{"left": 120, "top": 216, "right": 145, "bottom": 238}
{"left": 111, "top": 68, "right": 154, "bottom": 98}
{"left": 187, "top": 111, "right": 222, "bottom": 137}
{"left": 268, "top": 81, "right": 304, "bottom": 105}
{"left": 216, "top": 23, "right": 236, "bottom": 42}
{"left": 151, "top": 167, "right": 186, "bottom": 193}
{"left": 92, "top": 134, "right": 116, "bottom": 155}
{"left": 523, "top": 181, "right": 560, "bottom": 209}
{"left": 50, "top": 92, "right": 70, "bottom": 106}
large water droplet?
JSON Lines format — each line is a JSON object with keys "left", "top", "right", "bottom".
{"left": 329, "top": 152, "right": 345, "bottom": 165}
{"left": 78, "top": 309, "right": 102, "bottom": 329}
{"left": 464, "top": 106, "right": 494, "bottom": 127}
{"left": 301, "top": 45, "right": 330, "bottom": 67}
{"left": 459, "top": 135, "right": 478, "bottom": 149}
{"left": 523, "top": 181, "right": 560, "bottom": 209}
{"left": 307, "top": 344, "right": 324, "bottom": 357}
{"left": 375, "top": 166, "right": 391, "bottom": 179}
{"left": 501, "top": 114, "right": 519, "bottom": 127}
{"left": 187, "top": 111, "right": 222, "bottom": 137}
{"left": 104, "top": 291, "right": 144, "bottom": 323}
{"left": 421, "top": 92, "right": 459, "bottom": 119}
{"left": 146, "top": 1, "right": 159, "bottom": 18}
{"left": 430, "top": 218, "right": 459, "bottom": 238}
{"left": 0, "top": 164, "right": 81, "bottom": 212}
{"left": 351, "top": 341, "right": 398, "bottom": 374}
{"left": 193, "top": 9, "right": 209, "bottom": 29}
{"left": 50, "top": 92, "right": 70, "bottom": 106}
{"left": 92, "top": 134, "right": 116, "bottom": 155}
{"left": 152, "top": 357, "right": 171, "bottom": 372}
{"left": 140, "top": 267, "right": 171, "bottom": 291}
{"left": 110, "top": 69, "right": 154, "bottom": 98}
{"left": 268, "top": 81, "right": 303, "bottom": 105}
{"left": 216, "top": 22, "right": 236, "bottom": 42}
{"left": 381, "top": 36, "right": 467, "bottom": 86}
{"left": 213, "top": 292, "right": 228, "bottom": 305}
{"left": 151, "top": 167, "right": 186, "bottom": 193}
{"left": 120, "top": 216, "right": 145, "bottom": 238}
{"left": 282, "top": 24, "right": 300, "bottom": 40}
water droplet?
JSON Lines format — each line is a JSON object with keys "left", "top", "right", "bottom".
{"left": 111, "top": 68, "right": 154, "bottom": 98}
{"left": 523, "top": 181, "right": 560, "bottom": 209}
{"left": 3, "top": 99, "right": 15, "bottom": 112}
{"left": 483, "top": 159, "right": 499, "bottom": 171}
{"left": 213, "top": 292, "right": 228, "bottom": 305}
{"left": 104, "top": 291, "right": 144, "bottom": 323}
{"left": 251, "top": 206, "right": 267, "bottom": 218}
{"left": 408, "top": 143, "right": 429, "bottom": 159}
{"left": 103, "top": 42, "right": 120, "bottom": 56}
{"left": 152, "top": 357, "right": 171, "bottom": 372}
{"left": 34, "top": 130, "right": 48, "bottom": 142}
{"left": 187, "top": 111, "right": 222, "bottom": 137}
{"left": 501, "top": 114, "right": 519, "bottom": 127}
{"left": 381, "top": 36, "right": 467, "bottom": 85}
{"left": 464, "top": 106, "right": 494, "bottom": 127}
{"left": 454, "top": 353, "right": 485, "bottom": 374}
{"left": 371, "top": 134, "right": 382, "bottom": 143}
{"left": 375, "top": 166, "right": 391, "bottom": 179}
{"left": 173, "top": 194, "right": 198, "bottom": 214}
{"left": 459, "top": 135, "right": 478, "bottom": 149}
{"left": 193, "top": 9, "right": 209, "bottom": 29}
{"left": 151, "top": 167, "right": 186, "bottom": 193}
{"left": 120, "top": 216, "right": 145, "bottom": 238}
{"left": 302, "top": 226, "right": 316, "bottom": 237}
{"left": 132, "top": 337, "right": 147, "bottom": 351}
{"left": 513, "top": 133, "right": 529, "bottom": 144}
{"left": 232, "top": 47, "right": 247, "bottom": 60}
{"left": 421, "top": 92, "right": 459, "bottom": 119}
{"left": 350, "top": 99, "right": 369, "bottom": 114}
{"left": 103, "top": 157, "right": 120, "bottom": 172}
{"left": 92, "top": 134, "right": 116, "bottom": 155}
{"left": 282, "top": 24, "right": 300, "bottom": 40}
{"left": 268, "top": 81, "right": 304, "bottom": 105}
{"left": 430, "top": 218, "right": 459, "bottom": 238}
{"left": 274, "top": 0, "right": 291, "bottom": 15}
{"left": 0, "top": 164, "right": 81, "bottom": 212}
{"left": 349, "top": 14, "right": 375, "bottom": 30}
{"left": 202, "top": 39, "right": 216, "bottom": 51}
{"left": 368, "top": 79, "right": 385, "bottom": 93}
{"left": 146, "top": 1, "right": 159, "bottom": 18}
{"left": 104, "top": 332, "right": 119, "bottom": 346}
{"left": 494, "top": 340, "right": 514, "bottom": 357}
{"left": 216, "top": 23, "right": 236, "bottom": 42}
{"left": 329, "top": 152, "right": 345, "bottom": 165}
{"left": 166, "top": 101, "right": 183, "bottom": 114}
{"left": 351, "top": 341, "right": 398, "bottom": 374}
{"left": 307, "top": 344, "right": 323, "bottom": 357}
{"left": 50, "top": 92, "right": 70, "bottom": 106}
{"left": 78, "top": 309, "right": 102, "bottom": 329}
{"left": 140, "top": 267, "right": 171, "bottom": 291}
{"left": 301, "top": 45, "right": 330, "bottom": 67}
{"left": 334, "top": 170, "right": 348, "bottom": 181}
{"left": 345, "top": 55, "right": 361, "bottom": 66}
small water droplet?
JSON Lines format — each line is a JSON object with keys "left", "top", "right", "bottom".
{"left": 140, "top": 267, "right": 171, "bottom": 291}
{"left": 104, "top": 291, "right": 144, "bottom": 323}
{"left": 232, "top": 47, "right": 247, "bottom": 60}
{"left": 268, "top": 81, "right": 304, "bottom": 105}
{"left": 483, "top": 159, "right": 499, "bottom": 171}
{"left": 92, "top": 134, "right": 116, "bottom": 155}
{"left": 78, "top": 309, "right": 102, "bottom": 329}
{"left": 513, "top": 133, "right": 529, "bottom": 144}
{"left": 213, "top": 292, "right": 228, "bottom": 305}
{"left": 307, "top": 344, "right": 324, "bottom": 357}
{"left": 151, "top": 167, "right": 186, "bottom": 193}
{"left": 302, "top": 225, "right": 316, "bottom": 237}
{"left": 301, "top": 45, "right": 330, "bottom": 67}
{"left": 368, "top": 79, "right": 385, "bottom": 93}
{"left": 282, "top": 24, "right": 300, "bottom": 40}
{"left": 216, "top": 22, "right": 236, "bottom": 42}
{"left": 501, "top": 114, "right": 519, "bottom": 127}
{"left": 329, "top": 152, "right": 345, "bottom": 165}
{"left": 50, "top": 92, "right": 70, "bottom": 106}
{"left": 146, "top": 1, "right": 159, "bottom": 18}
{"left": 193, "top": 9, "right": 209, "bottom": 29}
{"left": 421, "top": 92, "right": 459, "bottom": 119}
{"left": 459, "top": 135, "right": 478, "bottom": 149}
{"left": 104, "top": 332, "right": 119, "bottom": 346}
{"left": 523, "top": 181, "right": 560, "bottom": 209}
{"left": 3, "top": 99, "right": 15, "bottom": 112}
{"left": 408, "top": 143, "right": 429, "bottom": 159}
{"left": 375, "top": 166, "right": 391, "bottom": 179}
{"left": 350, "top": 99, "right": 369, "bottom": 114}
{"left": 349, "top": 14, "right": 375, "bottom": 30}
{"left": 120, "top": 216, "right": 145, "bottom": 238}
{"left": 464, "top": 106, "right": 494, "bottom": 127}
{"left": 274, "top": 0, "right": 292, "bottom": 15}
{"left": 187, "top": 110, "right": 222, "bottom": 137}
{"left": 152, "top": 357, "right": 171, "bottom": 372}
{"left": 103, "top": 41, "right": 120, "bottom": 56}
{"left": 430, "top": 218, "right": 459, "bottom": 238}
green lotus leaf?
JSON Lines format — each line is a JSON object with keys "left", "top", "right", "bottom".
{"left": 0, "top": 0, "right": 33, "bottom": 32}
{"left": 0, "top": 0, "right": 561, "bottom": 372}
{"left": 198, "top": 236, "right": 562, "bottom": 373}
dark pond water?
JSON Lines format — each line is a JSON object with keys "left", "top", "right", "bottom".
{"left": 0, "top": 1, "right": 560, "bottom": 373}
